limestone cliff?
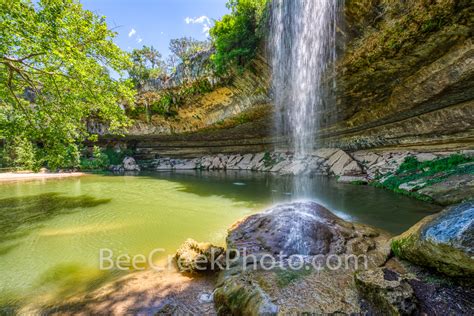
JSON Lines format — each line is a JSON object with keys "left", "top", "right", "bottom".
{"left": 108, "top": 0, "right": 473, "bottom": 157}
{"left": 324, "top": 0, "right": 474, "bottom": 151}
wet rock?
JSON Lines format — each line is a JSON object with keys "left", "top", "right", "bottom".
{"left": 391, "top": 201, "right": 474, "bottom": 277}
{"left": 214, "top": 264, "right": 279, "bottom": 316}
{"left": 214, "top": 202, "right": 391, "bottom": 314}
{"left": 355, "top": 268, "right": 417, "bottom": 315}
{"left": 123, "top": 157, "right": 140, "bottom": 171}
{"left": 418, "top": 174, "right": 474, "bottom": 205}
{"left": 228, "top": 202, "right": 390, "bottom": 261}
{"left": 175, "top": 239, "right": 225, "bottom": 274}
{"left": 269, "top": 159, "right": 291, "bottom": 172}
{"left": 279, "top": 160, "right": 307, "bottom": 175}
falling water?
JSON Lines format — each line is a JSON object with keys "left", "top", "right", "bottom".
{"left": 270, "top": 0, "right": 339, "bottom": 198}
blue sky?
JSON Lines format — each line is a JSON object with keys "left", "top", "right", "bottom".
{"left": 80, "top": 0, "right": 229, "bottom": 57}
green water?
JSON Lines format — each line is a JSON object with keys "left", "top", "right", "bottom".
{"left": 0, "top": 171, "right": 440, "bottom": 310}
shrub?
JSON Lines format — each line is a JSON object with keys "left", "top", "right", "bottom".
{"left": 1, "top": 137, "right": 38, "bottom": 171}
{"left": 80, "top": 146, "right": 110, "bottom": 170}
{"left": 210, "top": 0, "right": 269, "bottom": 73}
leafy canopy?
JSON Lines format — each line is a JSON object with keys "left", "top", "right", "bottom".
{"left": 129, "top": 45, "right": 166, "bottom": 86}
{"left": 0, "top": 0, "right": 135, "bottom": 170}
{"left": 210, "top": 0, "right": 268, "bottom": 73}
{"left": 169, "top": 37, "right": 211, "bottom": 64}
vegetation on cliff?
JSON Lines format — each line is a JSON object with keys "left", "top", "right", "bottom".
{"left": 372, "top": 154, "right": 474, "bottom": 202}
{"left": 210, "top": 0, "right": 269, "bottom": 73}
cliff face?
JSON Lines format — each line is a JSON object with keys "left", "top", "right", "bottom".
{"left": 113, "top": 0, "right": 473, "bottom": 157}
{"left": 322, "top": 0, "right": 474, "bottom": 151}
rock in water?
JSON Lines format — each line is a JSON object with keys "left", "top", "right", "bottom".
{"left": 175, "top": 238, "right": 225, "bottom": 274}
{"left": 122, "top": 156, "right": 140, "bottom": 171}
{"left": 227, "top": 202, "right": 389, "bottom": 263}
{"left": 391, "top": 201, "right": 474, "bottom": 277}
{"left": 214, "top": 202, "right": 391, "bottom": 315}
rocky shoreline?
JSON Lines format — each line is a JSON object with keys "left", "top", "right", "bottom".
{"left": 175, "top": 201, "right": 474, "bottom": 315}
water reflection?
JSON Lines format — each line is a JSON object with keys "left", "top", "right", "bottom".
{"left": 139, "top": 170, "right": 440, "bottom": 234}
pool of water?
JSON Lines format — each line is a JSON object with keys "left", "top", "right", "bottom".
{"left": 0, "top": 171, "right": 440, "bottom": 310}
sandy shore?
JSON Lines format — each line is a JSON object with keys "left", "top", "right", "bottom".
{"left": 0, "top": 172, "right": 85, "bottom": 183}
{"left": 28, "top": 267, "right": 217, "bottom": 315}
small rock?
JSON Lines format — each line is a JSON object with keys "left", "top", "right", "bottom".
{"left": 398, "top": 178, "right": 427, "bottom": 192}
{"left": 175, "top": 239, "right": 225, "bottom": 274}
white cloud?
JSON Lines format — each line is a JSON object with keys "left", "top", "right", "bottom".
{"left": 185, "top": 15, "right": 210, "bottom": 25}
{"left": 128, "top": 28, "right": 136, "bottom": 37}
{"left": 137, "top": 37, "right": 143, "bottom": 43}
{"left": 184, "top": 16, "right": 212, "bottom": 36}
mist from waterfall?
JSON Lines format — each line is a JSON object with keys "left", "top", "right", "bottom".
{"left": 270, "top": 0, "right": 339, "bottom": 198}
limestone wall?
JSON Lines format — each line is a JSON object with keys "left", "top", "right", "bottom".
{"left": 111, "top": 0, "right": 473, "bottom": 154}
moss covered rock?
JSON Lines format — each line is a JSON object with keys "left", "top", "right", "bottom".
{"left": 391, "top": 201, "right": 474, "bottom": 277}
{"left": 175, "top": 238, "right": 225, "bottom": 274}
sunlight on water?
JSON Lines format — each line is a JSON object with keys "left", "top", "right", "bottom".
{"left": 0, "top": 171, "right": 438, "bottom": 310}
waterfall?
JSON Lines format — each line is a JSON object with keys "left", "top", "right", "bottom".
{"left": 270, "top": 0, "right": 339, "bottom": 198}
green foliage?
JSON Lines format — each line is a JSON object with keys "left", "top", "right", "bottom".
{"left": 130, "top": 78, "right": 215, "bottom": 118}
{"left": 1, "top": 0, "right": 135, "bottom": 170}
{"left": 79, "top": 146, "right": 109, "bottom": 170}
{"left": 129, "top": 45, "right": 166, "bottom": 86}
{"left": 344, "top": 0, "right": 470, "bottom": 73}
{"left": 169, "top": 37, "right": 211, "bottom": 63}
{"left": 372, "top": 154, "right": 473, "bottom": 202}
{"left": 210, "top": 0, "right": 269, "bottom": 73}
{"left": 397, "top": 154, "right": 471, "bottom": 175}
{"left": 102, "top": 147, "right": 132, "bottom": 165}
{"left": 1, "top": 137, "right": 38, "bottom": 171}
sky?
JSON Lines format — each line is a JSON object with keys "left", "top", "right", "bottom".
{"left": 80, "top": 0, "right": 230, "bottom": 57}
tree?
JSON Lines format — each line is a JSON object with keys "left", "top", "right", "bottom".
{"left": 169, "top": 37, "right": 210, "bottom": 64}
{"left": 0, "top": 0, "right": 135, "bottom": 170}
{"left": 129, "top": 45, "right": 166, "bottom": 86}
{"left": 210, "top": 0, "right": 268, "bottom": 73}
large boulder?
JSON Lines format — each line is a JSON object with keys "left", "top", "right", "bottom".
{"left": 214, "top": 202, "right": 391, "bottom": 315}
{"left": 226, "top": 202, "right": 389, "bottom": 263}
{"left": 391, "top": 201, "right": 474, "bottom": 277}
{"left": 122, "top": 156, "right": 140, "bottom": 171}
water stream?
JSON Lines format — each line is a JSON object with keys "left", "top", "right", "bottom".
{"left": 271, "top": 0, "right": 339, "bottom": 198}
